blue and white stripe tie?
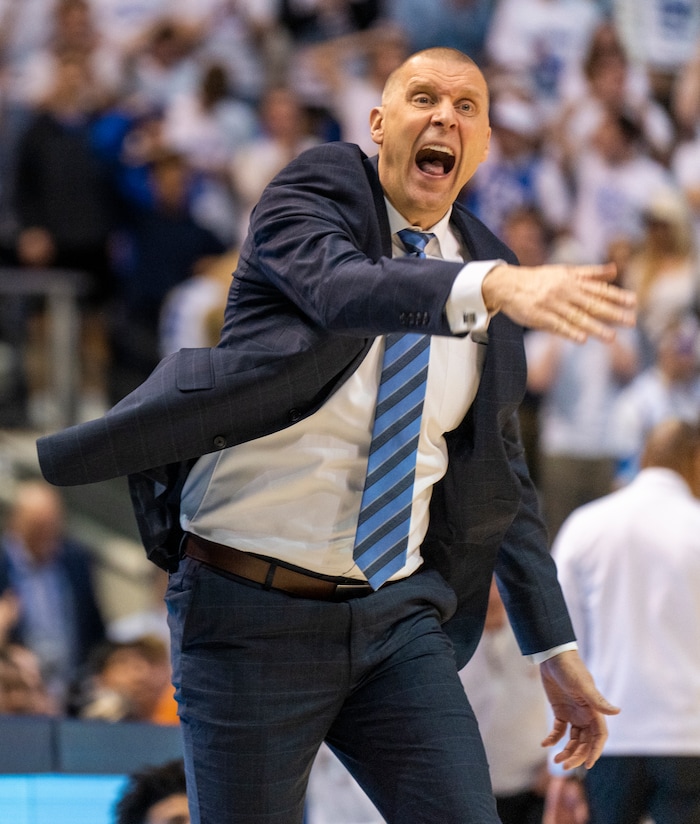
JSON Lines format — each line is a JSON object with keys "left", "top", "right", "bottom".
{"left": 353, "top": 228, "right": 435, "bottom": 589}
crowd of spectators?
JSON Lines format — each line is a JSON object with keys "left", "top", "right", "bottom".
{"left": 1, "top": 2, "right": 700, "bottom": 822}
{"left": 0, "top": 1, "right": 697, "bottom": 449}
{"left": 0, "top": 1, "right": 696, "bottom": 472}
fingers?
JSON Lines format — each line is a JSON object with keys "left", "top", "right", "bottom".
{"left": 541, "top": 717, "right": 568, "bottom": 748}
{"left": 552, "top": 277, "right": 637, "bottom": 343}
{"left": 552, "top": 722, "right": 609, "bottom": 770}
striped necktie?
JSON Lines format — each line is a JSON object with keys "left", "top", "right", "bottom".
{"left": 352, "top": 228, "right": 435, "bottom": 589}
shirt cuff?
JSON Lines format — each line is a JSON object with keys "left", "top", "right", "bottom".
{"left": 444, "top": 259, "right": 504, "bottom": 335}
{"left": 525, "top": 641, "right": 579, "bottom": 665}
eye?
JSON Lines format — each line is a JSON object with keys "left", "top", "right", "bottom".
{"left": 457, "top": 100, "right": 475, "bottom": 114}
{"left": 412, "top": 94, "right": 433, "bottom": 107}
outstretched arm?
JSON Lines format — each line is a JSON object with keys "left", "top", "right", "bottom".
{"left": 540, "top": 649, "right": 620, "bottom": 770}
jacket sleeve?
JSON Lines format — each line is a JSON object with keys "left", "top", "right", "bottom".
{"left": 493, "top": 408, "right": 575, "bottom": 655}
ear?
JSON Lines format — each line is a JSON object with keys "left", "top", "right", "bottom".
{"left": 480, "top": 126, "right": 492, "bottom": 163}
{"left": 369, "top": 106, "right": 384, "bottom": 146}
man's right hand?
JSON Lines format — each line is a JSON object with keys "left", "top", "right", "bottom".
{"left": 482, "top": 262, "right": 636, "bottom": 343}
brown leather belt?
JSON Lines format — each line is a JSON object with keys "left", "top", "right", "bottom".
{"left": 183, "top": 533, "right": 375, "bottom": 600}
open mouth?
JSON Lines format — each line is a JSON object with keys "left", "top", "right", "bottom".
{"left": 415, "top": 145, "right": 455, "bottom": 176}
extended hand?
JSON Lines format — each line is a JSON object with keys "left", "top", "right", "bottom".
{"left": 540, "top": 650, "right": 620, "bottom": 770}
{"left": 482, "top": 262, "right": 636, "bottom": 343}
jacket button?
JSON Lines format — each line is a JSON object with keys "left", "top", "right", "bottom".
{"left": 213, "top": 435, "right": 227, "bottom": 449}
{"left": 288, "top": 408, "right": 302, "bottom": 423}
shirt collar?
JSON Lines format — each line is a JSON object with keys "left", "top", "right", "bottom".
{"left": 384, "top": 198, "right": 452, "bottom": 258}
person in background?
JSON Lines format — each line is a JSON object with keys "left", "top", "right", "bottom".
{"left": 611, "top": 313, "right": 700, "bottom": 486}
{"left": 525, "top": 253, "right": 639, "bottom": 541}
{"left": 74, "top": 635, "right": 177, "bottom": 725}
{"left": 12, "top": 49, "right": 120, "bottom": 424}
{"left": 547, "top": 417, "right": 700, "bottom": 824}
{"left": 459, "top": 577, "right": 551, "bottom": 824}
{"left": 623, "top": 188, "right": 700, "bottom": 367}
{"left": 110, "top": 149, "right": 227, "bottom": 400}
{"left": 114, "top": 758, "right": 190, "bottom": 824}
{"left": 0, "top": 480, "right": 105, "bottom": 710}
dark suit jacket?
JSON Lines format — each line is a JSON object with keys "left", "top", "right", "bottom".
{"left": 37, "top": 142, "right": 574, "bottom": 667}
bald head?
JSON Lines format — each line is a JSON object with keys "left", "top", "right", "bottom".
{"left": 640, "top": 418, "right": 700, "bottom": 496}
{"left": 7, "top": 481, "right": 65, "bottom": 563}
{"left": 381, "top": 48, "right": 481, "bottom": 105}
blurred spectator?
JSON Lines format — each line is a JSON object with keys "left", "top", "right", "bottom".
{"left": 114, "top": 758, "right": 189, "bottom": 824}
{"left": 12, "top": 0, "right": 124, "bottom": 109}
{"left": 121, "top": 16, "right": 201, "bottom": 112}
{"left": 110, "top": 150, "right": 227, "bottom": 399}
{"left": 305, "top": 23, "right": 408, "bottom": 154}
{"left": 0, "top": 0, "right": 60, "bottom": 105}
{"left": 159, "top": 248, "right": 238, "bottom": 357}
{"left": 672, "top": 37, "right": 700, "bottom": 136}
{"left": 554, "top": 20, "right": 675, "bottom": 169}
{"left": 162, "top": 62, "right": 259, "bottom": 177}
{"left": 500, "top": 206, "right": 556, "bottom": 484}
{"left": 0, "top": 642, "right": 57, "bottom": 715}
{"left": 386, "top": 0, "right": 495, "bottom": 65}
{"left": 612, "top": 314, "right": 700, "bottom": 485}
{"left": 161, "top": 62, "right": 259, "bottom": 245}
{"left": 230, "top": 85, "right": 321, "bottom": 240}
{"left": 91, "top": 0, "right": 178, "bottom": 61}
{"left": 623, "top": 187, "right": 700, "bottom": 364}
{"left": 74, "top": 635, "right": 177, "bottom": 725}
{"left": 0, "top": 645, "right": 38, "bottom": 715}
{"left": 12, "top": 49, "right": 121, "bottom": 424}
{"left": 548, "top": 417, "right": 700, "bottom": 824}
{"left": 485, "top": 0, "right": 603, "bottom": 124}
{"left": 461, "top": 94, "right": 571, "bottom": 240}
{"left": 671, "top": 108, "right": 700, "bottom": 254}
{"left": 612, "top": 0, "right": 700, "bottom": 114}
{"left": 459, "top": 578, "right": 550, "bottom": 824}
{"left": 526, "top": 313, "right": 639, "bottom": 543}
{"left": 0, "top": 480, "right": 106, "bottom": 709}
{"left": 567, "top": 109, "right": 673, "bottom": 263}
{"left": 171, "top": 0, "right": 283, "bottom": 104}
{"left": 277, "top": 0, "right": 382, "bottom": 46}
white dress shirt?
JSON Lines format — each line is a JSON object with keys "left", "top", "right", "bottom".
{"left": 181, "top": 203, "right": 496, "bottom": 580}
{"left": 552, "top": 468, "right": 700, "bottom": 754}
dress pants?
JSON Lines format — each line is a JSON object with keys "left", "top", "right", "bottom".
{"left": 166, "top": 557, "right": 501, "bottom": 824}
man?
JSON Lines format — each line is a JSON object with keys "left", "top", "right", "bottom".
{"left": 546, "top": 417, "right": 700, "bottom": 824}
{"left": 37, "top": 49, "right": 633, "bottom": 823}
{"left": 0, "top": 480, "right": 105, "bottom": 709}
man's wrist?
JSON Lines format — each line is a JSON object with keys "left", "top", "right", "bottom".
{"left": 526, "top": 641, "right": 578, "bottom": 665}
{"left": 445, "top": 259, "right": 503, "bottom": 333}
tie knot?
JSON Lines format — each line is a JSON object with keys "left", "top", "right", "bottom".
{"left": 397, "top": 228, "right": 435, "bottom": 258}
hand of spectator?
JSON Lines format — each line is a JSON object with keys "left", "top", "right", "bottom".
{"left": 16, "top": 227, "right": 56, "bottom": 267}
{"left": 0, "top": 590, "right": 20, "bottom": 645}
{"left": 542, "top": 775, "right": 589, "bottom": 824}
{"left": 540, "top": 649, "right": 620, "bottom": 770}
{"left": 482, "top": 262, "right": 636, "bottom": 343}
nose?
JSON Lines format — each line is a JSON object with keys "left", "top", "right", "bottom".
{"left": 431, "top": 99, "right": 456, "bottom": 128}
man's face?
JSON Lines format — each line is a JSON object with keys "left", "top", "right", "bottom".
{"left": 370, "top": 53, "right": 491, "bottom": 229}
